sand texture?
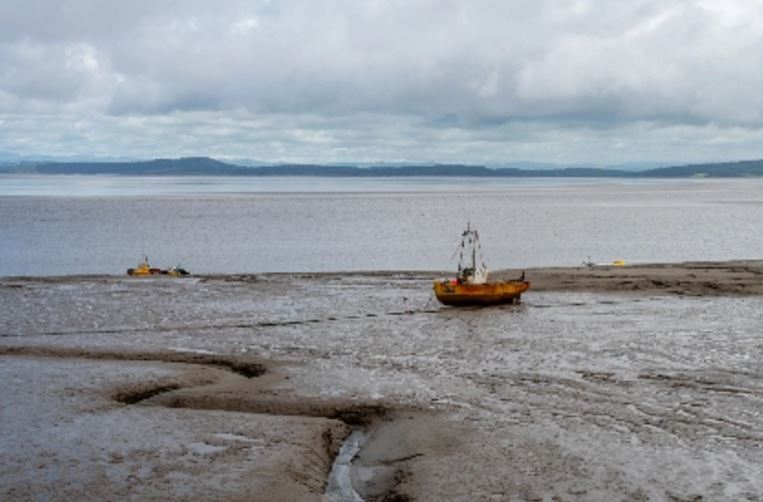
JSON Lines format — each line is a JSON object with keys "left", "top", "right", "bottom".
{"left": 496, "top": 259, "right": 763, "bottom": 296}
{"left": 1, "top": 261, "right": 762, "bottom": 501}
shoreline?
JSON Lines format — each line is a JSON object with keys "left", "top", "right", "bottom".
{"left": 4, "top": 259, "right": 763, "bottom": 296}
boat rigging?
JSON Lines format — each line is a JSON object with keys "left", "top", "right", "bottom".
{"left": 434, "top": 224, "right": 529, "bottom": 306}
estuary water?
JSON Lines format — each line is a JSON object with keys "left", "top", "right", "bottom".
{"left": 1, "top": 175, "right": 762, "bottom": 276}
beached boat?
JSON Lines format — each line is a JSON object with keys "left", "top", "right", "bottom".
{"left": 165, "top": 265, "right": 190, "bottom": 276}
{"left": 127, "top": 257, "right": 189, "bottom": 276}
{"left": 127, "top": 256, "right": 161, "bottom": 276}
{"left": 433, "top": 224, "right": 529, "bottom": 306}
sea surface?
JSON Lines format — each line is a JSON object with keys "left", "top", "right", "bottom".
{"left": 1, "top": 175, "right": 762, "bottom": 276}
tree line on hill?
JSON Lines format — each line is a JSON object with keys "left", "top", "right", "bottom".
{"left": 2, "top": 157, "right": 763, "bottom": 177}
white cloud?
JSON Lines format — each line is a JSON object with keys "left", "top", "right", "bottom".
{"left": 1, "top": 0, "right": 763, "bottom": 163}
{"left": 231, "top": 17, "right": 260, "bottom": 35}
{"left": 65, "top": 44, "right": 100, "bottom": 73}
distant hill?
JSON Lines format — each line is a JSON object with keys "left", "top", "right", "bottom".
{"left": 2, "top": 156, "right": 763, "bottom": 177}
{"left": 0, "top": 158, "right": 627, "bottom": 177}
{"left": 31, "top": 157, "right": 251, "bottom": 175}
{"left": 636, "top": 159, "right": 763, "bottom": 177}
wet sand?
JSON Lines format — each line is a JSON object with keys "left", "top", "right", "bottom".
{"left": 1, "top": 261, "right": 762, "bottom": 501}
{"left": 504, "top": 259, "right": 763, "bottom": 296}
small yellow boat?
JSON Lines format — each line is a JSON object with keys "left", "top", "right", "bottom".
{"left": 127, "top": 257, "right": 189, "bottom": 277}
{"left": 434, "top": 224, "right": 529, "bottom": 306}
{"left": 127, "top": 256, "right": 160, "bottom": 276}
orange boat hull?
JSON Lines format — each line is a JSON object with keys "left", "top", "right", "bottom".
{"left": 433, "top": 280, "right": 530, "bottom": 306}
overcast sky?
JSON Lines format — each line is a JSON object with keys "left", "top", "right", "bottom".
{"left": 2, "top": 0, "right": 763, "bottom": 165}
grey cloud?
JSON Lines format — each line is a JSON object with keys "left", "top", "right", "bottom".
{"left": 1, "top": 0, "right": 763, "bottom": 162}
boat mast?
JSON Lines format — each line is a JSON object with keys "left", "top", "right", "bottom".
{"left": 471, "top": 231, "right": 477, "bottom": 272}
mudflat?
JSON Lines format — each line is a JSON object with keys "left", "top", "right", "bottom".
{"left": 501, "top": 259, "right": 763, "bottom": 296}
{"left": 1, "top": 261, "right": 762, "bottom": 501}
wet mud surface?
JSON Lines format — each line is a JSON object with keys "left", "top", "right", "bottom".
{"left": 495, "top": 259, "right": 763, "bottom": 296}
{"left": 1, "top": 263, "right": 762, "bottom": 500}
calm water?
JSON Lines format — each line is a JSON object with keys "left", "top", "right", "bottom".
{"left": 1, "top": 175, "right": 762, "bottom": 276}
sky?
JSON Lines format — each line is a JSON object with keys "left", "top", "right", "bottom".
{"left": 2, "top": 0, "right": 763, "bottom": 166}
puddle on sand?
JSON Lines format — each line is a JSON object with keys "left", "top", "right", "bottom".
{"left": 324, "top": 429, "right": 366, "bottom": 502}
